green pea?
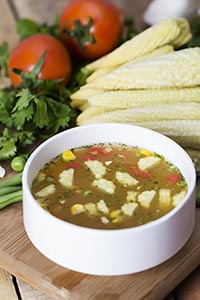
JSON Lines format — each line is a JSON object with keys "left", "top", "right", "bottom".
{"left": 11, "top": 156, "right": 26, "bottom": 172}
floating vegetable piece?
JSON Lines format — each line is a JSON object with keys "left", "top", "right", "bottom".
{"left": 92, "top": 178, "right": 115, "bottom": 194}
{"left": 35, "top": 184, "right": 56, "bottom": 198}
{"left": 116, "top": 171, "right": 139, "bottom": 186}
{"left": 62, "top": 150, "right": 76, "bottom": 162}
{"left": 159, "top": 189, "right": 171, "bottom": 207}
{"left": 121, "top": 202, "right": 138, "bottom": 216}
{"left": 58, "top": 169, "right": 74, "bottom": 188}
{"left": 172, "top": 190, "right": 187, "bottom": 206}
{"left": 84, "top": 160, "right": 106, "bottom": 179}
{"left": 138, "top": 190, "right": 156, "bottom": 208}
{"left": 138, "top": 156, "right": 161, "bottom": 171}
{"left": 97, "top": 199, "right": 109, "bottom": 214}
{"left": 71, "top": 204, "right": 85, "bottom": 215}
{"left": 126, "top": 191, "right": 137, "bottom": 203}
{"left": 84, "top": 202, "right": 97, "bottom": 215}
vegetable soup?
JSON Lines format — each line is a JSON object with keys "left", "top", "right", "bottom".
{"left": 31, "top": 143, "right": 188, "bottom": 229}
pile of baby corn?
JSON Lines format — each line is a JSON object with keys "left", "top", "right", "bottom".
{"left": 70, "top": 18, "right": 200, "bottom": 172}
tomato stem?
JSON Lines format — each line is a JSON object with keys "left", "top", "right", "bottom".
{"left": 63, "top": 17, "right": 96, "bottom": 49}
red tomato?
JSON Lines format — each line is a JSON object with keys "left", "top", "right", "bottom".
{"left": 68, "top": 162, "right": 81, "bottom": 168}
{"left": 8, "top": 33, "right": 71, "bottom": 88}
{"left": 59, "top": 0, "right": 124, "bottom": 60}
{"left": 166, "top": 173, "right": 181, "bottom": 183}
{"left": 83, "top": 154, "right": 96, "bottom": 161}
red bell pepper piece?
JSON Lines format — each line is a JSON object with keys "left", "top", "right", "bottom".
{"left": 68, "top": 162, "right": 81, "bottom": 168}
{"left": 83, "top": 154, "right": 96, "bottom": 161}
{"left": 166, "top": 173, "right": 181, "bottom": 183}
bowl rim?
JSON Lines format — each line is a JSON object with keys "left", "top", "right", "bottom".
{"left": 23, "top": 123, "right": 196, "bottom": 235}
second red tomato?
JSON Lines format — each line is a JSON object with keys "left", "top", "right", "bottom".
{"left": 59, "top": 0, "right": 124, "bottom": 60}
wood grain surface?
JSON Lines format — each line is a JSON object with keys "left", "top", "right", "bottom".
{"left": 0, "top": 269, "right": 18, "bottom": 300}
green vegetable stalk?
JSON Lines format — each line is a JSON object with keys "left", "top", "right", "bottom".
{"left": 0, "top": 172, "right": 22, "bottom": 188}
{"left": 196, "top": 191, "right": 200, "bottom": 207}
{"left": 0, "top": 172, "right": 22, "bottom": 209}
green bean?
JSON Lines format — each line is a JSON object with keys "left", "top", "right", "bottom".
{"left": 0, "top": 190, "right": 22, "bottom": 210}
{"left": 0, "top": 172, "right": 22, "bottom": 188}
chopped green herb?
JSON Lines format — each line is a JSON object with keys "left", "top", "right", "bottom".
{"left": 83, "top": 190, "right": 92, "bottom": 197}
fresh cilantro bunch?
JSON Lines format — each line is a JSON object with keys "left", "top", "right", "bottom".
{"left": 0, "top": 52, "right": 77, "bottom": 160}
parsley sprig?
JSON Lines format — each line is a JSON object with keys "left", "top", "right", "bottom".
{"left": 0, "top": 51, "right": 77, "bottom": 160}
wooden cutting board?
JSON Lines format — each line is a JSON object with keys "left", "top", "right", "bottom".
{"left": 0, "top": 201, "right": 200, "bottom": 300}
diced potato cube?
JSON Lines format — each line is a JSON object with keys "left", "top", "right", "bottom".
{"left": 137, "top": 190, "right": 156, "bottom": 208}
{"left": 101, "top": 216, "right": 110, "bottom": 224}
{"left": 37, "top": 172, "right": 46, "bottom": 181}
{"left": 172, "top": 190, "right": 187, "bottom": 207}
{"left": 121, "top": 202, "right": 138, "bottom": 216}
{"left": 105, "top": 160, "right": 112, "bottom": 166}
{"left": 159, "top": 189, "right": 171, "bottom": 206}
{"left": 62, "top": 150, "right": 76, "bottom": 162}
{"left": 71, "top": 204, "right": 85, "bottom": 215}
{"left": 58, "top": 168, "right": 74, "bottom": 188}
{"left": 115, "top": 171, "right": 138, "bottom": 186}
{"left": 92, "top": 178, "right": 116, "bottom": 194}
{"left": 112, "top": 216, "right": 123, "bottom": 224}
{"left": 126, "top": 191, "right": 137, "bottom": 202}
{"left": 84, "top": 160, "right": 106, "bottom": 179}
{"left": 137, "top": 156, "right": 161, "bottom": 171}
{"left": 35, "top": 184, "right": 56, "bottom": 198}
{"left": 84, "top": 202, "right": 97, "bottom": 215}
{"left": 97, "top": 199, "right": 109, "bottom": 214}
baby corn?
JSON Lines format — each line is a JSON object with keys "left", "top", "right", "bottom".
{"left": 87, "top": 48, "right": 200, "bottom": 90}
{"left": 77, "top": 103, "right": 200, "bottom": 125}
{"left": 77, "top": 106, "right": 113, "bottom": 123}
{"left": 171, "top": 18, "right": 192, "bottom": 48}
{"left": 70, "top": 88, "right": 103, "bottom": 102}
{"left": 86, "top": 66, "right": 116, "bottom": 83}
{"left": 131, "top": 120, "right": 200, "bottom": 137}
{"left": 87, "top": 87, "right": 200, "bottom": 109}
{"left": 85, "top": 18, "right": 180, "bottom": 71}
{"left": 86, "top": 45, "right": 174, "bottom": 83}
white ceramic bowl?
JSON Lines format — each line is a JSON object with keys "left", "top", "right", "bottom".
{"left": 23, "top": 123, "right": 196, "bottom": 276}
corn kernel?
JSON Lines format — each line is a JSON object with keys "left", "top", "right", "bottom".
{"left": 140, "top": 149, "right": 152, "bottom": 156}
{"left": 71, "top": 204, "right": 85, "bottom": 215}
{"left": 110, "top": 209, "right": 121, "bottom": 218}
{"left": 112, "top": 216, "right": 123, "bottom": 224}
{"left": 62, "top": 150, "right": 76, "bottom": 162}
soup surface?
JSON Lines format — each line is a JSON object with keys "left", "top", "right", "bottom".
{"left": 31, "top": 143, "right": 187, "bottom": 229}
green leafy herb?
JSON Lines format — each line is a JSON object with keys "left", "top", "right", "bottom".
{"left": 16, "top": 17, "right": 60, "bottom": 40}
{"left": 123, "top": 16, "right": 138, "bottom": 42}
{"left": 0, "top": 51, "right": 77, "bottom": 160}
{"left": 188, "top": 18, "right": 200, "bottom": 47}
{"left": 63, "top": 17, "right": 96, "bottom": 49}
{"left": 196, "top": 191, "right": 200, "bottom": 206}
{"left": 0, "top": 41, "right": 9, "bottom": 77}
